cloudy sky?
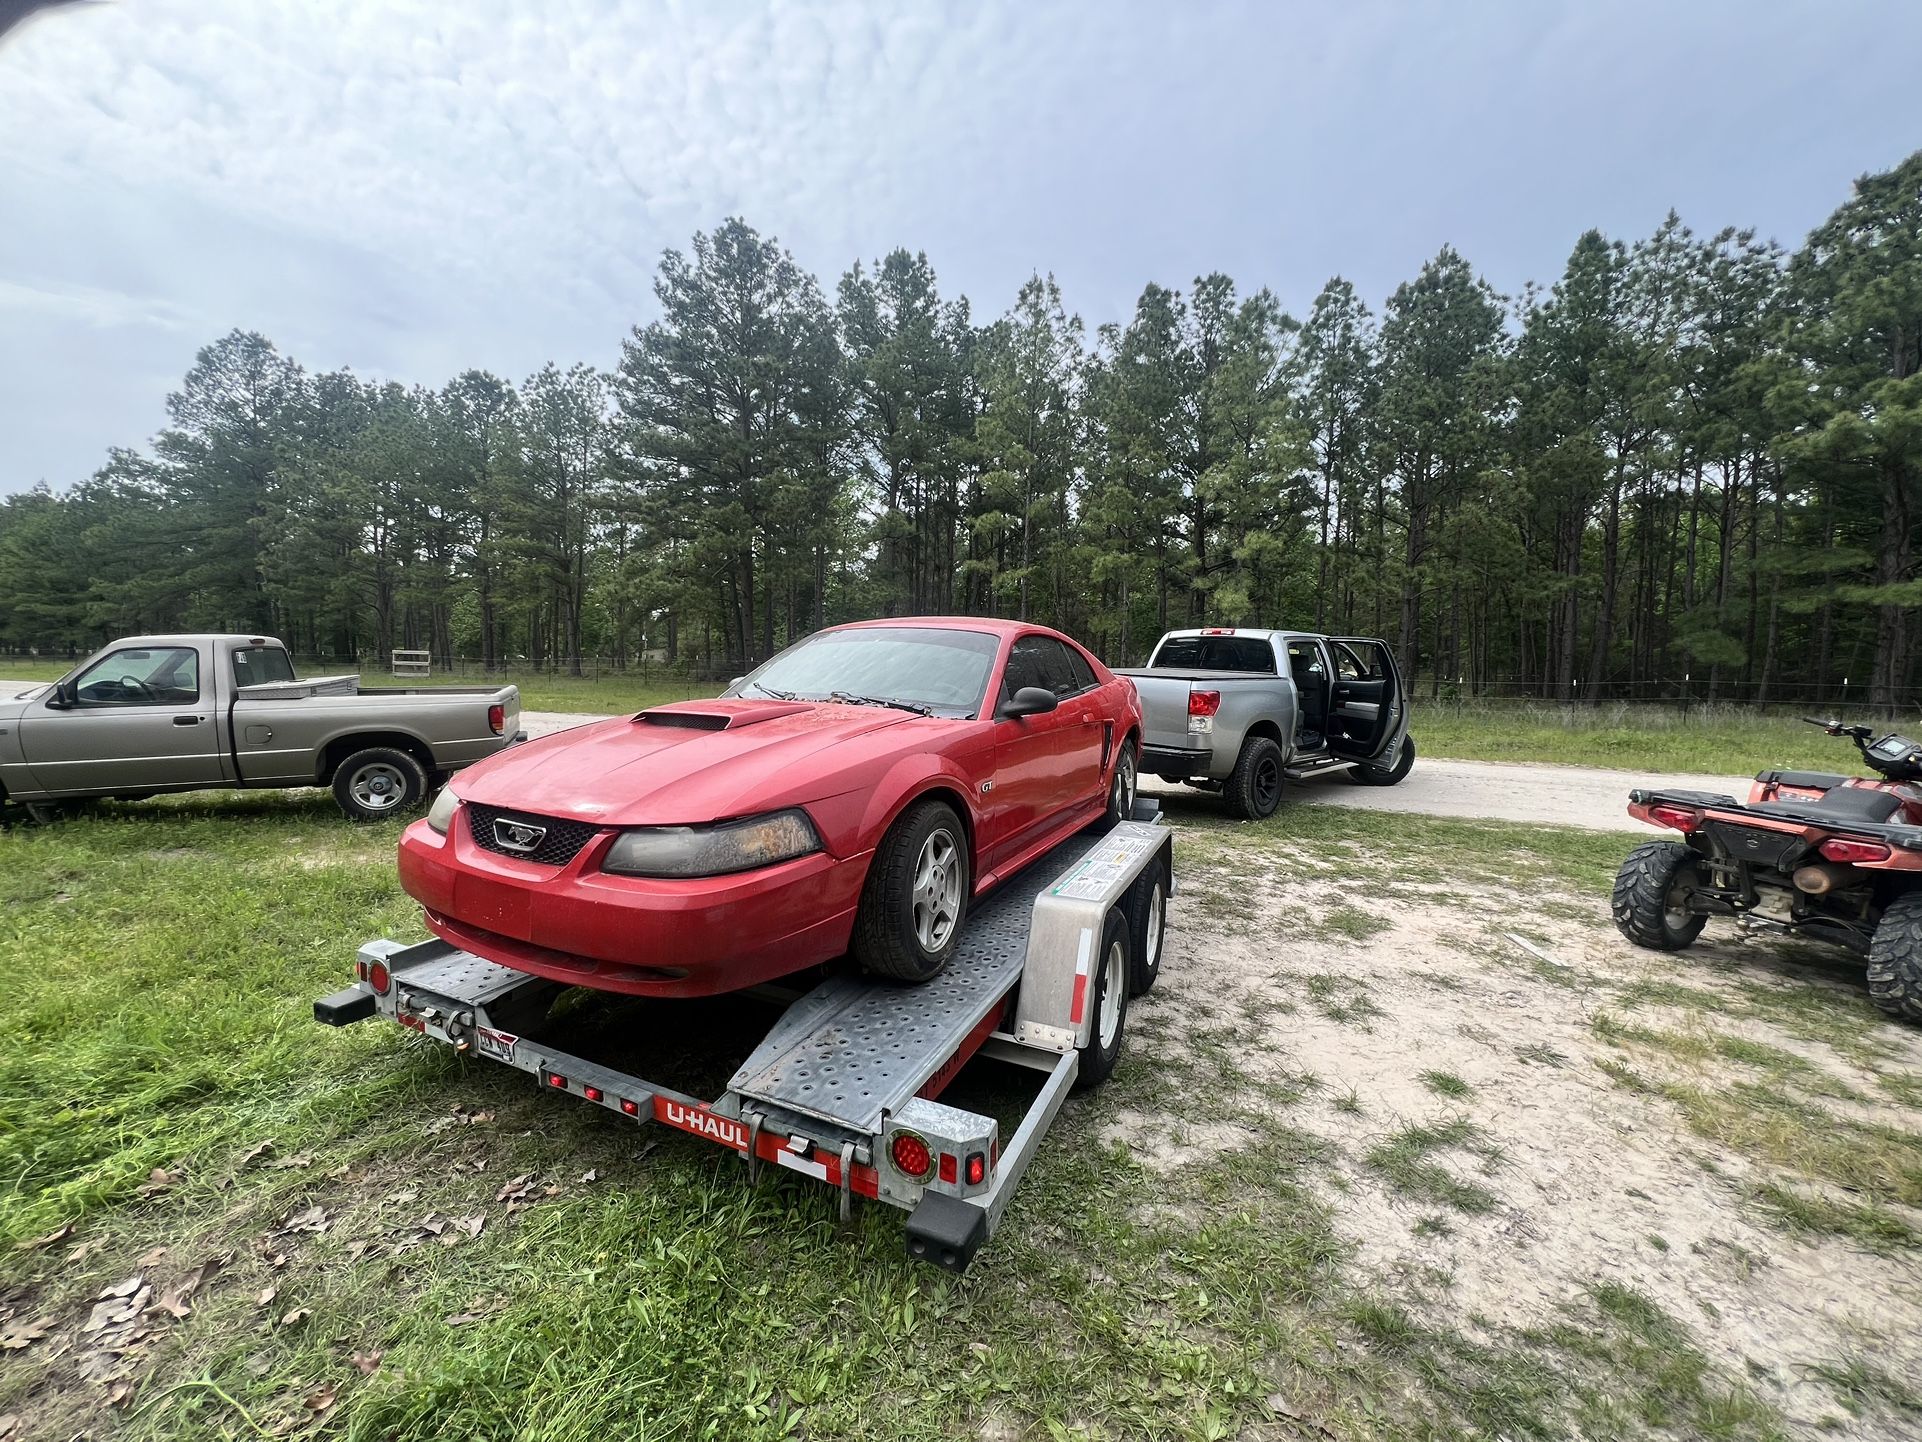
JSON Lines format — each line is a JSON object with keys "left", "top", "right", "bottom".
{"left": 3, "top": 0, "right": 1917, "bottom": 494}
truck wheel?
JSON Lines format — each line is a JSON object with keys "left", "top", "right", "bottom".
{"left": 854, "top": 800, "right": 969, "bottom": 984}
{"left": 1352, "top": 734, "right": 1416, "bottom": 786}
{"left": 1867, "top": 891, "right": 1922, "bottom": 1023}
{"left": 1074, "top": 907, "right": 1131, "bottom": 1091}
{"left": 332, "top": 747, "right": 428, "bottom": 822}
{"left": 1224, "top": 736, "right": 1285, "bottom": 820}
{"left": 1127, "top": 854, "right": 1168, "bottom": 997}
{"left": 1610, "top": 840, "right": 1707, "bottom": 951}
{"left": 1103, "top": 742, "right": 1138, "bottom": 825}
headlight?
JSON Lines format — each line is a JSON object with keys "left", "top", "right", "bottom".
{"left": 602, "top": 809, "right": 822, "bottom": 878}
{"left": 426, "top": 785, "right": 462, "bottom": 835}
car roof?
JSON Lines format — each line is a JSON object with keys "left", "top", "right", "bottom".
{"left": 832, "top": 616, "right": 1053, "bottom": 640}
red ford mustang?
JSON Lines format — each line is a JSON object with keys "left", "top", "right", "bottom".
{"left": 397, "top": 619, "right": 1142, "bottom": 997}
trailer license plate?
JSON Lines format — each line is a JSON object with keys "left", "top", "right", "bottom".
{"left": 475, "top": 1026, "right": 518, "bottom": 1064}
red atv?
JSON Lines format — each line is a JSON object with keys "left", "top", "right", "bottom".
{"left": 1612, "top": 718, "right": 1922, "bottom": 1021}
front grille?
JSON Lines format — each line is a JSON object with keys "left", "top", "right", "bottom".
{"left": 466, "top": 802, "right": 601, "bottom": 867}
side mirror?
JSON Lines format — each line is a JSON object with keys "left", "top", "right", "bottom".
{"left": 44, "top": 680, "right": 77, "bottom": 710}
{"left": 999, "top": 686, "right": 1059, "bottom": 720}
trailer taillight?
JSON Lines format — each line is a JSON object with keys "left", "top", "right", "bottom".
{"left": 583, "top": 1085, "right": 603, "bottom": 1102}
{"left": 1647, "top": 804, "right": 1700, "bottom": 833}
{"left": 488, "top": 703, "right": 506, "bottom": 735}
{"left": 1188, "top": 690, "right": 1221, "bottom": 718}
{"left": 938, "top": 1152, "right": 957, "bottom": 1184}
{"left": 365, "top": 959, "right": 391, "bottom": 995}
{"left": 966, "top": 1152, "right": 986, "bottom": 1186}
{"left": 889, "top": 1130, "right": 934, "bottom": 1181}
{"left": 1820, "top": 838, "right": 1891, "bottom": 864}
{"left": 548, "top": 1073, "right": 568, "bottom": 1089}
{"left": 619, "top": 1098, "right": 640, "bottom": 1116}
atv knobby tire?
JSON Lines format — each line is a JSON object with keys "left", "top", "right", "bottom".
{"left": 1867, "top": 891, "right": 1922, "bottom": 1024}
{"left": 1611, "top": 840, "right": 1707, "bottom": 951}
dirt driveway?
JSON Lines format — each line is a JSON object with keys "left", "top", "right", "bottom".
{"left": 519, "top": 709, "right": 1746, "bottom": 832}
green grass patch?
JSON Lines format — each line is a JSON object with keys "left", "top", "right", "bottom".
{"left": 1366, "top": 1117, "right": 1502, "bottom": 1215}
{"left": 1747, "top": 1182, "right": 1921, "bottom": 1252}
{"left": 1420, "top": 1070, "right": 1474, "bottom": 1099}
{"left": 1413, "top": 700, "right": 1849, "bottom": 775}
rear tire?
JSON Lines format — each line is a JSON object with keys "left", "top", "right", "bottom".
{"left": 1611, "top": 840, "right": 1707, "bottom": 951}
{"left": 1224, "top": 736, "right": 1285, "bottom": 820}
{"left": 1127, "top": 855, "right": 1168, "bottom": 997}
{"left": 1352, "top": 734, "right": 1416, "bottom": 786}
{"left": 1073, "top": 907, "right": 1130, "bottom": 1092}
{"left": 1103, "top": 740, "right": 1138, "bottom": 825}
{"left": 853, "top": 800, "right": 970, "bottom": 984}
{"left": 332, "top": 747, "right": 428, "bottom": 823}
{"left": 1866, "top": 891, "right": 1922, "bottom": 1023}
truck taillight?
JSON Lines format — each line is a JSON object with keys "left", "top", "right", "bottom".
{"left": 488, "top": 704, "right": 505, "bottom": 735}
{"left": 1820, "top": 838, "right": 1891, "bottom": 864}
{"left": 1188, "top": 690, "right": 1221, "bottom": 718}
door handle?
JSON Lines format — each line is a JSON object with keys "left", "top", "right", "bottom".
{"left": 173, "top": 716, "right": 201, "bottom": 726}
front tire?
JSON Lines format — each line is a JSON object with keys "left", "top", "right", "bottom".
{"left": 853, "top": 800, "right": 970, "bottom": 983}
{"left": 1611, "top": 840, "right": 1707, "bottom": 951}
{"left": 1867, "top": 891, "right": 1922, "bottom": 1023}
{"left": 332, "top": 746, "right": 428, "bottom": 822}
{"left": 1352, "top": 734, "right": 1416, "bottom": 786}
{"left": 1224, "top": 736, "right": 1285, "bottom": 820}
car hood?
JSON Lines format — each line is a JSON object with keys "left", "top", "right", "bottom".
{"left": 450, "top": 699, "right": 921, "bottom": 826}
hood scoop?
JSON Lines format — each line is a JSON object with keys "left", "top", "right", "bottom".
{"left": 636, "top": 699, "right": 814, "bottom": 731}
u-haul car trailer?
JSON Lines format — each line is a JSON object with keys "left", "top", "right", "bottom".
{"left": 315, "top": 811, "right": 1173, "bottom": 1272}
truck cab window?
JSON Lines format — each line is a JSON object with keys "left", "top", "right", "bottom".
{"left": 70, "top": 646, "right": 200, "bottom": 706}
{"left": 1151, "top": 635, "right": 1277, "bottom": 673}
{"left": 233, "top": 646, "right": 296, "bottom": 688}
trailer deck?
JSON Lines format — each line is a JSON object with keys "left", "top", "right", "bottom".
{"left": 316, "top": 811, "right": 1172, "bottom": 1271}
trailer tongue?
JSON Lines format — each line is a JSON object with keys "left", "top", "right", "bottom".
{"left": 316, "top": 813, "right": 1172, "bottom": 1272}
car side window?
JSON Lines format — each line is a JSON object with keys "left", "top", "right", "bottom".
{"left": 1335, "top": 643, "right": 1383, "bottom": 681}
{"left": 1287, "top": 642, "right": 1326, "bottom": 680}
{"left": 70, "top": 646, "right": 200, "bottom": 706}
{"left": 1002, "top": 636, "right": 1051, "bottom": 702}
{"left": 1030, "top": 638, "right": 1085, "bottom": 699}
{"left": 1062, "top": 645, "right": 1098, "bottom": 694}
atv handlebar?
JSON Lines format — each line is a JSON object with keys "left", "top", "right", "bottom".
{"left": 1802, "top": 716, "right": 1875, "bottom": 740}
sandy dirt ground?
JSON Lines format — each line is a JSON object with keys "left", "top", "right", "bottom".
{"left": 1111, "top": 833, "right": 1922, "bottom": 1437}
{"left": 513, "top": 708, "right": 1745, "bottom": 832}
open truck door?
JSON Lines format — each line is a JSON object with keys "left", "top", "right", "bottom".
{"left": 1328, "top": 639, "right": 1407, "bottom": 766}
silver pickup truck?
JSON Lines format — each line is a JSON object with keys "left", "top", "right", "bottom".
{"left": 1118, "top": 628, "right": 1413, "bottom": 819}
{"left": 0, "top": 634, "right": 520, "bottom": 821}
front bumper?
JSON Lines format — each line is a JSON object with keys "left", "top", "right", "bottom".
{"left": 396, "top": 812, "right": 868, "bottom": 998}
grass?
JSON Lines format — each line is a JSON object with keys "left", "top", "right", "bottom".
{"left": 0, "top": 793, "right": 1799, "bottom": 1440}
{"left": 1413, "top": 699, "right": 1878, "bottom": 775}
{"left": 1420, "top": 1070, "right": 1474, "bottom": 1099}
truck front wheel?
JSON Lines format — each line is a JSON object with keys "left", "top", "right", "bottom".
{"left": 332, "top": 747, "right": 428, "bottom": 822}
{"left": 1224, "top": 736, "right": 1285, "bottom": 820}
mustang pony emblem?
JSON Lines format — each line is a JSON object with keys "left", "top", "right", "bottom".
{"left": 494, "top": 819, "right": 547, "bottom": 853}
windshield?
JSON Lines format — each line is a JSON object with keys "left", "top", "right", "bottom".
{"left": 732, "top": 627, "right": 1000, "bottom": 718}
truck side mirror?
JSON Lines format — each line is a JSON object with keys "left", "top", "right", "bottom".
{"left": 999, "top": 686, "right": 1059, "bottom": 720}
{"left": 44, "top": 680, "right": 77, "bottom": 709}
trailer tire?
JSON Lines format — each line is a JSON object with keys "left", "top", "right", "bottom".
{"left": 1224, "top": 736, "right": 1285, "bottom": 820}
{"left": 1127, "top": 853, "right": 1168, "bottom": 997}
{"left": 1352, "top": 734, "right": 1416, "bottom": 786}
{"left": 332, "top": 746, "right": 429, "bottom": 823}
{"left": 1074, "top": 907, "right": 1130, "bottom": 1091}
{"left": 854, "top": 799, "right": 969, "bottom": 984}
{"left": 1611, "top": 840, "right": 1706, "bottom": 951}
{"left": 1867, "top": 891, "right": 1922, "bottom": 1024}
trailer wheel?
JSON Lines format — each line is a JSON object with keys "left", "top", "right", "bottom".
{"left": 332, "top": 746, "right": 429, "bottom": 823}
{"left": 1127, "top": 853, "right": 1168, "bottom": 997}
{"left": 854, "top": 799, "right": 970, "bottom": 983}
{"left": 1611, "top": 840, "right": 1706, "bottom": 951}
{"left": 1867, "top": 891, "right": 1922, "bottom": 1023}
{"left": 1224, "top": 736, "right": 1284, "bottom": 820}
{"left": 1074, "top": 908, "right": 1131, "bottom": 1091}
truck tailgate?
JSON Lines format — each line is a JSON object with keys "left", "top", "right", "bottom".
{"left": 1116, "top": 669, "right": 1234, "bottom": 752}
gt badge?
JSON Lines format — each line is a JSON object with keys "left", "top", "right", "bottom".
{"left": 981, "top": 780, "right": 994, "bottom": 793}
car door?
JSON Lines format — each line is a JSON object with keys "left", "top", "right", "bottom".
{"left": 19, "top": 643, "right": 225, "bottom": 794}
{"left": 1049, "top": 640, "right": 1111, "bottom": 806}
{"left": 982, "top": 636, "right": 1088, "bottom": 871}
{"left": 1329, "top": 639, "right": 1407, "bottom": 761}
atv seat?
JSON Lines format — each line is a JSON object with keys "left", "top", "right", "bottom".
{"left": 1751, "top": 787, "right": 1904, "bottom": 825}
{"left": 1755, "top": 769, "right": 1853, "bottom": 791}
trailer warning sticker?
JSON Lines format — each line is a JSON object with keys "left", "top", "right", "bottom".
{"left": 1049, "top": 830, "right": 1160, "bottom": 901}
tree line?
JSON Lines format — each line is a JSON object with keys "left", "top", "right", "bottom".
{"left": 3, "top": 151, "right": 1918, "bottom": 706}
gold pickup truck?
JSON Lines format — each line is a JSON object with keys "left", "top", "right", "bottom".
{"left": 0, "top": 634, "right": 520, "bottom": 821}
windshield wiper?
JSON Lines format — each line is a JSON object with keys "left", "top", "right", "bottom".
{"left": 828, "top": 690, "right": 933, "bottom": 717}
{"left": 743, "top": 681, "right": 798, "bottom": 700}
